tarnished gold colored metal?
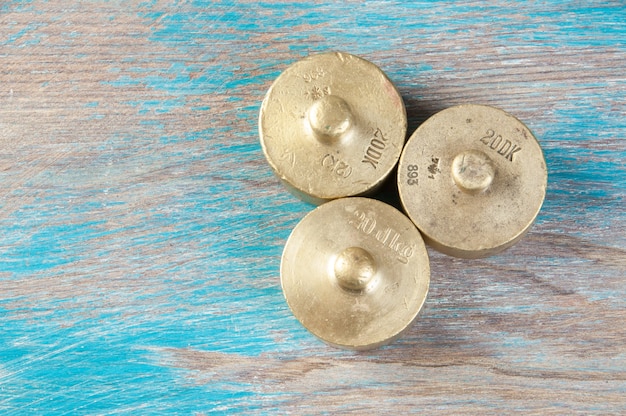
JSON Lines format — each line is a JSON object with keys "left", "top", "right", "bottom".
{"left": 259, "top": 52, "right": 407, "bottom": 204}
{"left": 397, "top": 104, "right": 547, "bottom": 259}
{"left": 281, "top": 197, "right": 430, "bottom": 350}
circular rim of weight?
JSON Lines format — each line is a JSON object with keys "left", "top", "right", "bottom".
{"left": 397, "top": 104, "right": 547, "bottom": 258}
{"left": 280, "top": 197, "right": 430, "bottom": 350}
{"left": 259, "top": 51, "right": 407, "bottom": 203}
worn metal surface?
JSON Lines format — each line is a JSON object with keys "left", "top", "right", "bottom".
{"left": 260, "top": 52, "right": 406, "bottom": 204}
{"left": 1, "top": 1, "right": 625, "bottom": 414}
{"left": 281, "top": 197, "right": 429, "bottom": 350}
{"left": 398, "top": 104, "right": 547, "bottom": 258}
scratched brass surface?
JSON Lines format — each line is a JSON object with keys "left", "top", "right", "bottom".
{"left": 259, "top": 52, "right": 406, "bottom": 204}
{"left": 281, "top": 197, "right": 430, "bottom": 350}
{"left": 398, "top": 104, "right": 547, "bottom": 258}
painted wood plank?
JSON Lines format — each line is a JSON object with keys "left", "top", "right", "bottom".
{"left": 0, "top": 0, "right": 624, "bottom": 413}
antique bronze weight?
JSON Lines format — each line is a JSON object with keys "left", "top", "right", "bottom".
{"left": 280, "top": 198, "right": 430, "bottom": 350}
{"left": 397, "top": 104, "right": 547, "bottom": 258}
{"left": 259, "top": 52, "right": 407, "bottom": 204}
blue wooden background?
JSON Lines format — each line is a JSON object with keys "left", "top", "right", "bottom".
{"left": 1, "top": 0, "right": 625, "bottom": 413}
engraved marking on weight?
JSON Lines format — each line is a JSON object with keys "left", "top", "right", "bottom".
{"left": 300, "top": 67, "right": 326, "bottom": 82}
{"left": 279, "top": 148, "right": 296, "bottom": 167}
{"left": 321, "top": 154, "right": 352, "bottom": 178}
{"left": 406, "top": 164, "right": 418, "bottom": 185}
{"left": 349, "top": 209, "right": 376, "bottom": 234}
{"left": 348, "top": 210, "right": 415, "bottom": 264}
{"left": 427, "top": 157, "right": 440, "bottom": 179}
{"left": 305, "top": 85, "right": 331, "bottom": 100}
{"left": 361, "top": 128, "right": 389, "bottom": 169}
{"left": 479, "top": 129, "right": 522, "bottom": 161}
{"left": 384, "top": 281, "right": 400, "bottom": 293}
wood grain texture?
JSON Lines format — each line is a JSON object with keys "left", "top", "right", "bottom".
{"left": 1, "top": 0, "right": 624, "bottom": 414}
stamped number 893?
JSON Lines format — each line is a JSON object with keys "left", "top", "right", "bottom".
{"left": 407, "top": 165, "right": 418, "bottom": 185}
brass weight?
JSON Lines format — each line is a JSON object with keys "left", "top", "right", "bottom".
{"left": 397, "top": 104, "right": 547, "bottom": 258}
{"left": 281, "top": 197, "right": 430, "bottom": 350}
{"left": 259, "top": 52, "right": 407, "bottom": 204}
